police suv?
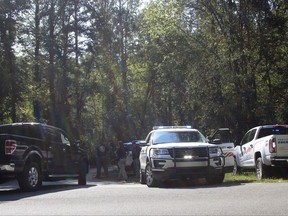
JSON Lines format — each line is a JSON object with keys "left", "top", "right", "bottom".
{"left": 139, "top": 126, "right": 225, "bottom": 187}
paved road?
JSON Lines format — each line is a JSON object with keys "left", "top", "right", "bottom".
{"left": 1, "top": 169, "right": 288, "bottom": 215}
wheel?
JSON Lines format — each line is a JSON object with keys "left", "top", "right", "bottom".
{"left": 17, "top": 162, "right": 42, "bottom": 192}
{"left": 78, "top": 162, "right": 87, "bottom": 186}
{"left": 232, "top": 157, "right": 242, "bottom": 175}
{"left": 256, "top": 157, "right": 270, "bottom": 179}
{"left": 206, "top": 170, "right": 225, "bottom": 185}
{"left": 145, "top": 163, "right": 158, "bottom": 187}
{"left": 139, "top": 169, "right": 146, "bottom": 184}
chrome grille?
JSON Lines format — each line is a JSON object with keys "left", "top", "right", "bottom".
{"left": 168, "top": 147, "right": 208, "bottom": 158}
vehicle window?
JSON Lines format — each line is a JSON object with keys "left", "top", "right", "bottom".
{"left": 179, "top": 131, "right": 205, "bottom": 142}
{"left": 240, "top": 131, "right": 250, "bottom": 145}
{"left": 240, "top": 129, "right": 256, "bottom": 145}
{"left": 21, "top": 125, "right": 42, "bottom": 139}
{"left": 60, "top": 133, "right": 70, "bottom": 146}
{"left": 153, "top": 131, "right": 205, "bottom": 144}
{"left": 153, "top": 132, "right": 177, "bottom": 143}
{"left": 46, "top": 128, "right": 61, "bottom": 143}
{"left": 258, "top": 127, "right": 288, "bottom": 139}
{"left": 248, "top": 129, "right": 256, "bottom": 142}
{"left": 146, "top": 133, "right": 152, "bottom": 145}
{"left": 212, "top": 130, "right": 232, "bottom": 143}
{"left": 0, "top": 125, "right": 42, "bottom": 139}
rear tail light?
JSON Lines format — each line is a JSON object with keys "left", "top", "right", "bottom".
{"left": 269, "top": 137, "right": 277, "bottom": 153}
{"left": 5, "top": 140, "right": 17, "bottom": 155}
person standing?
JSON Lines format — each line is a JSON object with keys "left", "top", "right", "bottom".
{"left": 96, "top": 143, "right": 109, "bottom": 179}
{"left": 132, "top": 141, "right": 141, "bottom": 178}
{"left": 116, "top": 140, "right": 127, "bottom": 181}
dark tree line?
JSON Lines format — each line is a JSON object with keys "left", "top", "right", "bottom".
{"left": 0, "top": 0, "right": 287, "bottom": 149}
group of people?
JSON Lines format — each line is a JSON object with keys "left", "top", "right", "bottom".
{"left": 95, "top": 140, "right": 141, "bottom": 182}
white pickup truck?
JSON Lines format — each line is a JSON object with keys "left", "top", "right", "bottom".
{"left": 234, "top": 125, "right": 288, "bottom": 179}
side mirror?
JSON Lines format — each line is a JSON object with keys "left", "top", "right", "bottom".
{"left": 138, "top": 140, "right": 147, "bottom": 147}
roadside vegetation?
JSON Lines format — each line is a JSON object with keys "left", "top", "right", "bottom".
{"left": 1, "top": 0, "right": 288, "bottom": 157}
{"left": 95, "top": 167, "right": 288, "bottom": 185}
{"left": 224, "top": 172, "right": 288, "bottom": 184}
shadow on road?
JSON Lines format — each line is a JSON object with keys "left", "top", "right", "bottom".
{"left": 0, "top": 166, "right": 138, "bottom": 201}
{"left": 0, "top": 182, "right": 95, "bottom": 201}
{"left": 0, "top": 166, "right": 254, "bottom": 199}
{"left": 156, "top": 178, "right": 253, "bottom": 189}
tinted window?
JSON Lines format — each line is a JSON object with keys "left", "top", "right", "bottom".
{"left": 248, "top": 129, "right": 256, "bottom": 142}
{"left": 0, "top": 124, "right": 42, "bottom": 139}
{"left": 146, "top": 133, "right": 152, "bottom": 144}
{"left": 212, "top": 130, "right": 233, "bottom": 143}
{"left": 45, "top": 127, "right": 62, "bottom": 143}
{"left": 0, "top": 125, "right": 13, "bottom": 134}
{"left": 258, "top": 127, "right": 288, "bottom": 139}
{"left": 240, "top": 129, "right": 256, "bottom": 145}
{"left": 240, "top": 131, "right": 250, "bottom": 145}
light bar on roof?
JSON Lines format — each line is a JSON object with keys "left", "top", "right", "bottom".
{"left": 153, "top": 126, "right": 192, "bottom": 130}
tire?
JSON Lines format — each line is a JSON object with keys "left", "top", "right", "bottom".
{"left": 139, "top": 169, "right": 146, "bottom": 184}
{"left": 145, "top": 163, "right": 158, "bottom": 187}
{"left": 78, "top": 162, "right": 87, "bottom": 186}
{"left": 206, "top": 170, "right": 225, "bottom": 185}
{"left": 17, "top": 162, "right": 42, "bottom": 192}
{"left": 256, "top": 157, "right": 270, "bottom": 180}
{"left": 232, "top": 157, "right": 242, "bottom": 175}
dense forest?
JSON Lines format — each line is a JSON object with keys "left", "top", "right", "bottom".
{"left": 0, "top": 0, "right": 287, "bottom": 152}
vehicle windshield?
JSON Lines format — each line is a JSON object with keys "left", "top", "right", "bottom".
{"left": 153, "top": 131, "right": 206, "bottom": 144}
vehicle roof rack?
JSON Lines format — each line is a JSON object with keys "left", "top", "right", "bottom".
{"left": 153, "top": 126, "right": 193, "bottom": 130}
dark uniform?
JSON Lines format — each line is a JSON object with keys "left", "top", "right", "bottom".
{"left": 96, "top": 144, "right": 109, "bottom": 178}
{"left": 132, "top": 142, "right": 141, "bottom": 177}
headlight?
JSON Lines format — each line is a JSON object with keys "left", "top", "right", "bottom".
{"left": 152, "top": 148, "right": 169, "bottom": 156}
{"left": 209, "top": 146, "right": 222, "bottom": 156}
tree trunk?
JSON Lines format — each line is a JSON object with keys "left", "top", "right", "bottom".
{"left": 33, "top": 0, "right": 41, "bottom": 122}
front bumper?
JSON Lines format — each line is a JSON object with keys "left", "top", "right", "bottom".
{"left": 150, "top": 156, "right": 224, "bottom": 181}
{"left": 152, "top": 166, "right": 223, "bottom": 181}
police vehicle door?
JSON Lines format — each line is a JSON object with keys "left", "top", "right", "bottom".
{"left": 238, "top": 129, "right": 256, "bottom": 167}
{"left": 210, "top": 128, "right": 235, "bottom": 172}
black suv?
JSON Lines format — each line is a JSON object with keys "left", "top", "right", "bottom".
{"left": 0, "top": 122, "right": 89, "bottom": 191}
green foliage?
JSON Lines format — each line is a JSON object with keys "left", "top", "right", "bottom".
{"left": 0, "top": 0, "right": 288, "bottom": 150}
